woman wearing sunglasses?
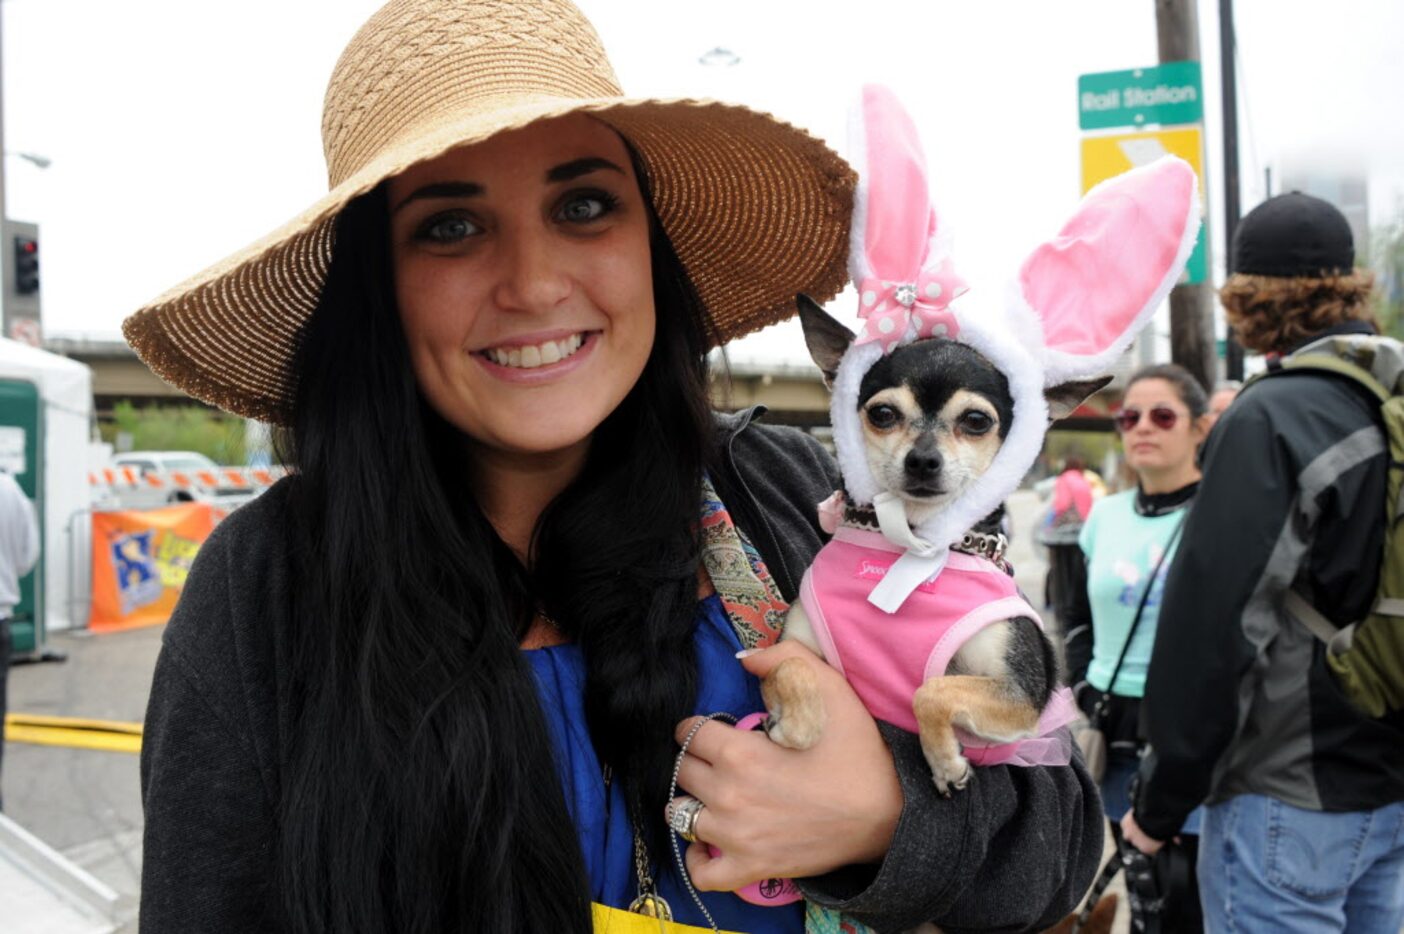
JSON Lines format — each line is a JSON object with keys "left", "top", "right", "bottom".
{"left": 1063, "top": 362, "right": 1210, "bottom": 931}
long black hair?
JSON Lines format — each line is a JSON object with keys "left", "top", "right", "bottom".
{"left": 278, "top": 169, "right": 717, "bottom": 932}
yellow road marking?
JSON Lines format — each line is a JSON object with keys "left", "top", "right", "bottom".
{"left": 4, "top": 714, "right": 144, "bottom": 753}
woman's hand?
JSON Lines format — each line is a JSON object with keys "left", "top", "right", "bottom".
{"left": 669, "top": 641, "right": 902, "bottom": 892}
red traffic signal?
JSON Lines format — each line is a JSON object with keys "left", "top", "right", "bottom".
{"left": 14, "top": 236, "right": 38, "bottom": 295}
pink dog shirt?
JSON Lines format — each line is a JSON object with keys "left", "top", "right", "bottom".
{"left": 798, "top": 526, "right": 1077, "bottom": 766}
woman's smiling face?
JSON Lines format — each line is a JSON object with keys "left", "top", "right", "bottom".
{"left": 387, "top": 114, "right": 656, "bottom": 459}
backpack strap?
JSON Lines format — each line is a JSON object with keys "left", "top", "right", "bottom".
{"left": 1283, "top": 589, "right": 1358, "bottom": 652}
{"left": 1267, "top": 350, "right": 1395, "bottom": 654}
{"left": 1272, "top": 353, "right": 1392, "bottom": 405}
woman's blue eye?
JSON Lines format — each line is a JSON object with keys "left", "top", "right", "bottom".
{"left": 418, "top": 215, "right": 478, "bottom": 243}
{"left": 558, "top": 192, "right": 618, "bottom": 223}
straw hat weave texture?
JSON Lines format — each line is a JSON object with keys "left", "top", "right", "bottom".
{"left": 123, "top": 0, "right": 857, "bottom": 425}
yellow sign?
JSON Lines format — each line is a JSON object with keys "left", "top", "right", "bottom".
{"left": 1081, "top": 127, "right": 1208, "bottom": 283}
{"left": 1080, "top": 126, "right": 1204, "bottom": 194}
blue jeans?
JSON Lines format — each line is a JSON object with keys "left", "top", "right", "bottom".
{"left": 1198, "top": 793, "right": 1404, "bottom": 933}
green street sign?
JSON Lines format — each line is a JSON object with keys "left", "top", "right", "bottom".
{"left": 1184, "top": 224, "right": 1208, "bottom": 286}
{"left": 1078, "top": 62, "right": 1203, "bottom": 130}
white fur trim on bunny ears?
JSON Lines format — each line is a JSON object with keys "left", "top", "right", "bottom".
{"left": 830, "top": 339, "right": 885, "bottom": 505}
{"left": 1024, "top": 156, "right": 1202, "bottom": 384}
{"left": 847, "top": 97, "right": 873, "bottom": 286}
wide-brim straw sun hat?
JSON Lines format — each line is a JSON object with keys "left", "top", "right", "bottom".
{"left": 122, "top": 0, "right": 857, "bottom": 425}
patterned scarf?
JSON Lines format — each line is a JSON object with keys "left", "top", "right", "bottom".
{"left": 696, "top": 476, "right": 875, "bottom": 934}
{"left": 698, "top": 476, "right": 790, "bottom": 650}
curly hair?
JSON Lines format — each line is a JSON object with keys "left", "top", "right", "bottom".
{"left": 1220, "top": 270, "right": 1377, "bottom": 355}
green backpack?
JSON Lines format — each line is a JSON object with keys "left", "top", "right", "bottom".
{"left": 1248, "top": 334, "right": 1404, "bottom": 718}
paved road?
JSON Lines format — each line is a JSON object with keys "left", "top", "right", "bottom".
{"left": 6, "top": 624, "right": 161, "bottom": 932}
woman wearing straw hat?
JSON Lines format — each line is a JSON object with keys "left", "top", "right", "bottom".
{"left": 130, "top": 1, "right": 1100, "bottom": 931}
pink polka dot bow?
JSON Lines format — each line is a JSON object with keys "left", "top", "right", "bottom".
{"left": 855, "top": 263, "right": 968, "bottom": 352}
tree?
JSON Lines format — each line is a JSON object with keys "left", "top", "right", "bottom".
{"left": 104, "top": 401, "right": 247, "bottom": 465}
{"left": 1372, "top": 206, "right": 1404, "bottom": 340}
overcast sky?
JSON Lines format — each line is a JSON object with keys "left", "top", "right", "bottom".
{"left": 4, "top": 0, "right": 1402, "bottom": 365}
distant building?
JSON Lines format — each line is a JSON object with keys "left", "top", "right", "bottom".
{"left": 43, "top": 335, "right": 194, "bottom": 420}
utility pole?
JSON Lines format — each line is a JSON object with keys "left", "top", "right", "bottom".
{"left": 1155, "top": 0, "right": 1216, "bottom": 390}
{"left": 0, "top": 5, "right": 8, "bottom": 305}
{"left": 1220, "top": 0, "right": 1245, "bottom": 380}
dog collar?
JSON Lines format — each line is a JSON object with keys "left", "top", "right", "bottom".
{"left": 839, "top": 500, "right": 1011, "bottom": 574}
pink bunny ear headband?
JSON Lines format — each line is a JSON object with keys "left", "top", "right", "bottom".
{"left": 831, "top": 84, "right": 1201, "bottom": 612}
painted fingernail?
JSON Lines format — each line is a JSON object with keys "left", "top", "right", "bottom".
{"left": 735, "top": 648, "right": 761, "bottom": 659}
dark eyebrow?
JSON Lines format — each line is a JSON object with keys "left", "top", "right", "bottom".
{"left": 391, "top": 181, "right": 484, "bottom": 214}
{"left": 546, "top": 157, "right": 625, "bottom": 182}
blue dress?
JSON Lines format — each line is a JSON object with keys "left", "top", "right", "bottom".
{"left": 524, "top": 594, "right": 805, "bottom": 933}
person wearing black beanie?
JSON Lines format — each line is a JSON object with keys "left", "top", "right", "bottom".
{"left": 1220, "top": 191, "right": 1378, "bottom": 355}
{"left": 1121, "top": 192, "right": 1404, "bottom": 934}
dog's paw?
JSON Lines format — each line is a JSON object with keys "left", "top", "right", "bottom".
{"left": 930, "top": 754, "right": 972, "bottom": 797}
{"left": 764, "top": 707, "right": 822, "bottom": 750}
{"left": 760, "top": 657, "right": 824, "bottom": 750}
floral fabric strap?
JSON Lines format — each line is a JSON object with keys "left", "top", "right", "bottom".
{"left": 699, "top": 476, "right": 790, "bottom": 650}
{"left": 697, "top": 477, "right": 876, "bottom": 934}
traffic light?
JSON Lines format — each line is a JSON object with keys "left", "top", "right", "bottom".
{"left": 14, "top": 236, "right": 38, "bottom": 295}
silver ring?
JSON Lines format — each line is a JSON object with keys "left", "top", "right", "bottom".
{"left": 666, "top": 795, "right": 706, "bottom": 843}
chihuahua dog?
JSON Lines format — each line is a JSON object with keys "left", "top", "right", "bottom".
{"left": 760, "top": 296, "right": 1107, "bottom": 794}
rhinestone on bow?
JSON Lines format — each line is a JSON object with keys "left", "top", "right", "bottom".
{"left": 894, "top": 283, "right": 917, "bottom": 307}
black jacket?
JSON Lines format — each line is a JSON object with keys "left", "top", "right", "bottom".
{"left": 1133, "top": 330, "right": 1404, "bottom": 841}
{"left": 140, "top": 409, "right": 1102, "bottom": 933}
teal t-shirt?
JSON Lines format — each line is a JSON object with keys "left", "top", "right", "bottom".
{"left": 1078, "top": 491, "right": 1188, "bottom": 697}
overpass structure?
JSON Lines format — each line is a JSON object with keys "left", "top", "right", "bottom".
{"left": 44, "top": 336, "right": 186, "bottom": 420}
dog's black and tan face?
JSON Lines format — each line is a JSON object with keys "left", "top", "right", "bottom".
{"left": 797, "top": 293, "right": 1109, "bottom": 526}
{"left": 856, "top": 341, "right": 1013, "bottom": 522}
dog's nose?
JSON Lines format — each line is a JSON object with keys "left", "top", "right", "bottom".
{"left": 904, "top": 448, "right": 943, "bottom": 481}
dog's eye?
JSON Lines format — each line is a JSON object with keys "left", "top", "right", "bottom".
{"left": 959, "top": 411, "right": 994, "bottom": 435}
{"left": 866, "top": 404, "right": 901, "bottom": 429}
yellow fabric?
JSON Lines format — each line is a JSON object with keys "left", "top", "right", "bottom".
{"left": 591, "top": 901, "right": 745, "bottom": 934}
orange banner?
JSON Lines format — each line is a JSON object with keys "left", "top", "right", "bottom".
{"left": 89, "top": 503, "right": 220, "bottom": 632}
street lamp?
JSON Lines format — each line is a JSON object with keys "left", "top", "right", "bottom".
{"left": 698, "top": 47, "right": 741, "bottom": 67}
{"left": 5, "top": 151, "right": 51, "bottom": 170}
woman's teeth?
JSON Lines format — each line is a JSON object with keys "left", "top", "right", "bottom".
{"left": 485, "top": 333, "right": 585, "bottom": 369}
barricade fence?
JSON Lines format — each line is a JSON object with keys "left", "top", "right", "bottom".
{"left": 88, "top": 465, "right": 289, "bottom": 500}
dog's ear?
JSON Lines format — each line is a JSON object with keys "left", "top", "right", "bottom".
{"left": 1045, "top": 376, "right": 1112, "bottom": 421}
{"left": 797, "top": 293, "right": 855, "bottom": 387}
